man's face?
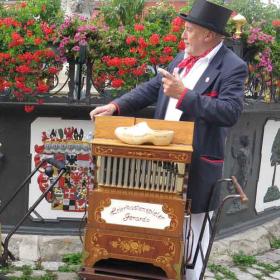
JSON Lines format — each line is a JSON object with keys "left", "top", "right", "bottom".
{"left": 181, "top": 22, "right": 209, "bottom": 56}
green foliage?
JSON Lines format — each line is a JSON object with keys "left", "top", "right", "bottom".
{"left": 90, "top": 1, "right": 185, "bottom": 94}
{"left": 232, "top": 252, "right": 257, "bottom": 267}
{"left": 208, "top": 263, "right": 238, "bottom": 279}
{"left": 0, "top": 0, "right": 63, "bottom": 26}
{"left": 271, "top": 238, "right": 280, "bottom": 249}
{"left": 225, "top": 0, "right": 280, "bottom": 24}
{"left": 62, "top": 252, "right": 82, "bottom": 265}
{"left": 99, "top": 0, "right": 145, "bottom": 28}
{"left": 144, "top": 0, "right": 177, "bottom": 31}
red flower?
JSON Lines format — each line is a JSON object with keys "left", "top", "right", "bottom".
{"left": 132, "top": 65, "right": 146, "bottom": 76}
{"left": 149, "top": 34, "right": 160, "bottom": 46}
{"left": 134, "top": 24, "right": 144, "bottom": 32}
{"left": 122, "top": 57, "right": 137, "bottom": 67}
{"left": 37, "top": 81, "right": 49, "bottom": 93}
{"left": 172, "top": 17, "right": 184, "bottom": 27}
{"left": 34, "top": 38, "right": 42, "bottom": 45}
{"left": 129, "top": 47, "right": 137, "bottom": 53}
{"left": 24, "top": 105, "right": 35, "bottom": 113}
{"left": 163, "top": 47, "right": 173, "bottom": 55}
{"left": 149, "top": 57, "right": 157, "bottom": 65}
{"left": 272, "top": 20, "right": 280, "bottom": 28}
{"left": 9, "top": 32, "right": 24, "bottom": 47}
{"left": 178, "top": 40, "right": 185, "bottom": 51}
{"left": 26, "top": 19, "right": 35, "bottom": 26}
{"left": 48, "top": 67, "right": 59, "bottom": 74}
{"left": 138, "top": 37, "right": 148, "bottom": 48}
{"left": 163, "top": 34, "right": 177, "bottom": 42}
{"left": 118, "top": 69, "right": 128, "bottom": 76}
{"left": 159, "top": 56, "right": 173, "bottom": 64}
{"left": 137, "top": 47, "right": 147, "bottom": 58}
{"left": 20, "top": 2, "right": 27, "bottom": 8}
{"left": 43, "top": 49, "right": 55, "bottom": 58}
{"left": 41, "top": 22, "right": 53, "bottom": 35}
{"left": 126, "top": 35, "right": 137, "bottom": 45}
{"left": 172, "top": 25, "right": 181, "bottom": 32}
{"left": 107, "top": 57, "right": 122, "bottom": 68}
{"left": 26, "top": 30, "right": 33, "bottom": 37}
{"left": 16, "top": 65, "right": 32, "bottom": 74}
{"left": 111, "top": 78, "right": 124, "bottom": 88}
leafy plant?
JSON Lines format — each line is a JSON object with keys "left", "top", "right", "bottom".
{"left": 90, "top": 1, "right": 185, "bottom": 94}
{"left": 208, "top": 263, "right": 238, "bottom": 280}
{"left": 232, "top": 252, "right": 257, "bottom": 267}
{"left": 0, "top": 0, "right": 62, "bottom": 103}
{"left": 62, "top": 252, "right": 82, "bottom": 265}
{"left": 271, "top": 238, "right": 280, "bottom": 249}
{"left": 99, "top": 0, "right": 145, "bottom": 28}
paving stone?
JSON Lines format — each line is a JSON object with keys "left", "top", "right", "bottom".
{"left": 32, "top": 270, "right": 47, "bottom": 277}
{"left": 230, "top": 267, "right": 259, "bottom": 280}
{"left": 274, "top": 249, "right": 280, "bottom": 255}
{"left": 12, "top": 260, "right": 36, "bottom": 268}
{"left": 256, "top": 255, "right": 276, "bottom": 263}
{"left": 55, "top": 271, "right": 79, "bottom": 280}
{"left": 5, "top": 271, "right": 23, "bottom": 277}
{"left": 270, "top": 271, "right": 280, "bottom": 279}
{"left": 41, "top": 261, "right": 65, "bottom": 271}
{"left": 204, "top": 269, "right": 215, "bottom": 277}
{"left": 263, "top": 252, "right": 280, "bottom": 262}
{"left": 246, "top": 267, "right": 263, "bottom": 275}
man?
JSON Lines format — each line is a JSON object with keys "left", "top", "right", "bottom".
{"left": 90, "top": 0, "right": 248, "bottom": 279}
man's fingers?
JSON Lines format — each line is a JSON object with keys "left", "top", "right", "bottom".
{"left": 89, "top": 104, "right": 116, "bottom": 120}
{"left": 174, "top": 71, "right": 180, "bottom": 80}
{"left": 158, "top": 68, "right": 174, "bottom": 80}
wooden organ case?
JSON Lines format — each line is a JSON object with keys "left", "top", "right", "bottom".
{"left": 81, "top": 116, "right": 194, "bottom": 280}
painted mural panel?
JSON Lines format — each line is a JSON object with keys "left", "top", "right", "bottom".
{"left": 256, "top": 119, "right": 280, "bottom": 213}
{"left": 29, "top": 117, "right": 94, "bottom": 220}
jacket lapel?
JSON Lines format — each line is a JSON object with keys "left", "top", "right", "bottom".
{"left": 193, "top": 45, "right": 226, "bottom": 95}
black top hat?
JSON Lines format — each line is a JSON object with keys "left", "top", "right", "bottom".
{"left": 179, "top": 0, "right": 232, "bottom": 36}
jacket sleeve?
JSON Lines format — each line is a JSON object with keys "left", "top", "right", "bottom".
{"left": 112, "top": 74, "right": 162, "bottom": 115}
{"left": 112, "top": 53, "right": 184, "bottom": 115}
{"left": 177, "top": 62, "right": 248, "bottom": 127}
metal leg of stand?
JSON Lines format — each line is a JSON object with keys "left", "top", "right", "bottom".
{"left": 0, "top": 169, "right": 66, "bottom": 266}
{"left": 0, "top": 161, "right": 47, "bottom": 263}
{"left": 184, "top": 177, "right": 248, "bottom": 280}
{"left": 198, "top": 176, "right": 248, "bottom": 280}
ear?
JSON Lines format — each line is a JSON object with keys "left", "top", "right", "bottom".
{"left": 204, "top": 31, "right": 215, "bottom": 42}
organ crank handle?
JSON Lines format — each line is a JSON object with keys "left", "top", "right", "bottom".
{"left": 231, "top": 175, "right": 249, "bottom": 203}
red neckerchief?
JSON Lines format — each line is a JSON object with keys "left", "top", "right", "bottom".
{"left": 177, "top": 47, "right": 215, "bottom": 77}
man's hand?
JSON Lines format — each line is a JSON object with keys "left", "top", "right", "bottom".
{"left": 158, "top": 68, "right": 185, "bottom": 99}
{"left": 89, "top": 104, "right": 116, "bottom": 120}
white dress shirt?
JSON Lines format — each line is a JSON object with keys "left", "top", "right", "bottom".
{"left": 164, "top": 42, "right": 223, "bottom": 121}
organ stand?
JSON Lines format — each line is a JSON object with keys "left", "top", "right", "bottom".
{"left": 79, "top": 116, "right": 194, "bottom": 280}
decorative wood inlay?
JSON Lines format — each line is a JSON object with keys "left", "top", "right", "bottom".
{"left": 168, "top": 153, "right": 189, "bottom": 161}
{"left": 155, "top": 239, "right": 176, "bottom": 271}
{"left": 93, "top": 145, "right": 191, "bottom": 163}
{"left": 127, "top": 151, "right": 153, "bottom": 158}
{"left": 162, "top": 203, "right": 178, "bottom": 231}
{"left": 110, "top": 238, "right": 155, "bottom": 255}
{"left": 94, "top": 146, "right": 113, "bottom": 155}
{"left": 90, "top": 233, "right": 108, "bottom": 259}
{"left": 95, "top": 198, "right": 111, "bottom": 223}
